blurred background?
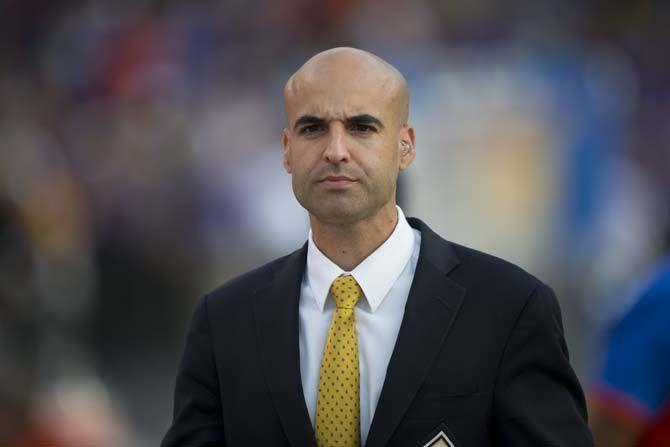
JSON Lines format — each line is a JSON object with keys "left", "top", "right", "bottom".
{"left": 1, "top": 0, "right": 668, "bottom": 445}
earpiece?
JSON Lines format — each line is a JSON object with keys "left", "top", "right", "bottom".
{"left": 401, "top": 142, "right": 410, "bottom": 154}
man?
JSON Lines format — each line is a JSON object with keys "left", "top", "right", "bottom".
{"left": 589, "top": 254, "right": 670, "bottom": 446}
{"left": 162, "top": 47, "right": 593, "bottom": 446}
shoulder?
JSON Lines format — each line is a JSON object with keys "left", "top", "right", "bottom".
{"left": 439, "top": 244, "right": 558, "bottom": 333}
{"left": 449, "top": 241, "right": 544, "bottom": 294}
{"left": 642, "top": 257, "right": 670, "bottom": 302}
{"left": 411, "top": 216, "right": 545, "bottom": 298}
{"left": 411, "top": 217, "right": 554, "bottom": 314}
{"left": 610, "top": 257, "right": 670, "bottom": 340}
{"left": 444, "top": 240, "right": 558, "bottom": 323}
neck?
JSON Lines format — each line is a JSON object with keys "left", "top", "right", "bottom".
{"left": 310, "top": 203, "right": 399, "bottom": 271}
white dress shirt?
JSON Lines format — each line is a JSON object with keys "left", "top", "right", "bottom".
{"left": 298, "top": 206, "right": 421, "bottom": 444}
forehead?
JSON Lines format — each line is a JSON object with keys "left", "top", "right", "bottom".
{"left": 286, "top": 69, "right": 398, "bottom": 123}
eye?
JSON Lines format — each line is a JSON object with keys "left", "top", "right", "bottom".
{"left": 350, "top": 123, "right": 376, "bottom": 133}
{"left": 300, "top": 124, "right": 326, "bottom": 135}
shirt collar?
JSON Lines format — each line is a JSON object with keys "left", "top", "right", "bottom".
{"left": 306, "top": 206, "right": 416, "bottom": 313}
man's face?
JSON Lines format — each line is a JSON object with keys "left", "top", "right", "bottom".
{"left": 282, "top": 59, "right": 413, "bottom": 225}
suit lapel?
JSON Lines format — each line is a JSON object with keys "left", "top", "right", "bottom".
{"left": 253, "top": 245, "right": 317, "bottom": 447}
{"left": 365, "top": 218, "right": 466, "bottom": 447}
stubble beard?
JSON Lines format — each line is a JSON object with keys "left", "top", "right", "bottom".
{"left": 296, "top": 180, "right": 394, "bottom": 228}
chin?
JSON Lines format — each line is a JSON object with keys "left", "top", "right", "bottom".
{"left": 309, "top": 202, "right": 364, "bottom": 225}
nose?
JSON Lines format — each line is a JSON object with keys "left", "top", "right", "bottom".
{"left": 323, "top": 123, "right": 350, "bottom": 164}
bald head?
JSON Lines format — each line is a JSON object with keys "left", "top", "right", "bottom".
{"left": 280, "top": 47, "right": 416, "bottom": 231}
{"left": 283, "top": 47, "right": 409, "bottom": 128}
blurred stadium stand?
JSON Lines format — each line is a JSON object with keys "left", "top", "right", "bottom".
{"left": 1, "top": 0, "right": 668, "bottom": 445}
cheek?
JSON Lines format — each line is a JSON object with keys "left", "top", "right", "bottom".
{"left": 291, "top": 165, "right": 308, "bottom": 190}
{"left": 291, "top": 154, "right": 314, "bottom": 181}
{"left": 363, "top": 147, "right": 398, "bottom": 182}
{"left": 289, "top": 154, "right": 317, "bottom": 194}
{"left": 291, "top": 170, "right": 310, "bottom": 209}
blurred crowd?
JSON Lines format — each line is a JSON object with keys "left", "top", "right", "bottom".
{"left": 1, "top": 0, "right": 668, "bottom": 445}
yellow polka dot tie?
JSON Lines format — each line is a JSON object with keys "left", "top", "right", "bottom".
{"left": 315, "top": 275, "right": 362, "bottom": 447}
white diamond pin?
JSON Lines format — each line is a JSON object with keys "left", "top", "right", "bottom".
{"left": 421, "top": 429, "right": 456, "bottom": 447}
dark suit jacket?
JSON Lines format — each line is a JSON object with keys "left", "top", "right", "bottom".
{"left": 161, "top": 218, "right": 594, "bottom": 446}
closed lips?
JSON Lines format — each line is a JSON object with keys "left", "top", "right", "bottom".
{"left": 320, "top": 176, "right": 356, "bottom": 182}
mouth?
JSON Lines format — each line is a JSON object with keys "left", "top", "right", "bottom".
{"left": 318, "top": 175, "right": 357, "bottom": 189}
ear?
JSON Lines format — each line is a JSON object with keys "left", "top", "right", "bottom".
{"left": 398, "top": 124, "right": 416, "bottom": 171}
{"left": 282, "top": 128, "right": 292, "bottom": 173}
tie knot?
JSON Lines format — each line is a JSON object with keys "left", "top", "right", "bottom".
{"left": 330, "top": 275, "right": 362, "bottom": 309}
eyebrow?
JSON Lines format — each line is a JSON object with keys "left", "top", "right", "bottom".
{"left": 292, "top": 114, "right": 384, "bottom": 131}
{"left": 293, "top": 115, "right": 325, "bottom": 130}
{"left": 347, "top": 114, "right": 384, "bottom": 129}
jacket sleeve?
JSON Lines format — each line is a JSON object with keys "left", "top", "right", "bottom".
{"left": 492, "top": 284, "right": 594, "bottom": 446}
{"left": 161, "top": 294, "right": 226, "bottom": 447}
